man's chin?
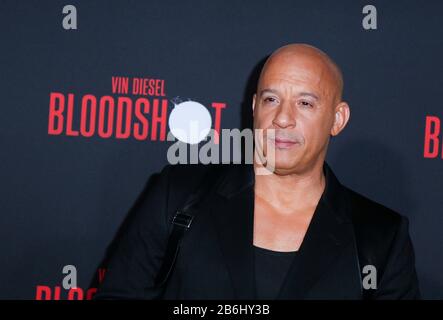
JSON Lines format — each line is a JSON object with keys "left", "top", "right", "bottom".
{"left": 271, "top": 159, "right": 301, "bottom": 175}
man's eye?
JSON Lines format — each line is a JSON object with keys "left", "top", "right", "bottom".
{"left": 264, "top": 97, "right": 278, "bottom": 103}
{"left": 299, "top": 100, "right": 313, "bottom": 108}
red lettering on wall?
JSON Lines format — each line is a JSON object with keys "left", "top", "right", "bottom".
{"left": 212, "top": 102, "right": 226, "bottom": 144}
{"left": 424, "top": 115, "right": 441, "bottom": 158}
{"left": 151, "top": 99, "right": 168, "bottom": 141}
{"left": 48, "top": 93, "right": 65, "bottom": 135}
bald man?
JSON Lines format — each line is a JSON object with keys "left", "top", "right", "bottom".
{"left": 95, "top": 44, "right": 420, "bottom": 300}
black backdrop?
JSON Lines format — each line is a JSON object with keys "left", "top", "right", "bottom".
{"left": 1, "top": 0, "right": 443, "bottom": 299}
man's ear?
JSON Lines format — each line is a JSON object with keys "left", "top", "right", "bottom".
{"left": 330, "top": 102, "right": 350, "bottom": 136}
{"left": 252, "top": 94, "right": 256, "bottom": 115}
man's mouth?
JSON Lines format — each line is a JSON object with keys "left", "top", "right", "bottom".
{"left": 270, "top": 137, "right": 299, "bottom": 149}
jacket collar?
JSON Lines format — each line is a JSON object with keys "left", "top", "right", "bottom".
{"left": 210, "top": 161, "right": 355, "bottom": 299}
{"left": 216, "top": 161, "right": 351, "bottom": 223}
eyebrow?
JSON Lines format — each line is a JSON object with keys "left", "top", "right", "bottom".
{"left": 259, "top": 88, "right": 320, "bottom": 101}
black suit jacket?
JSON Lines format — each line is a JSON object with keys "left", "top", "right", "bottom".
{"left": 95, "top": 162, "right": 420, "bottom": 300}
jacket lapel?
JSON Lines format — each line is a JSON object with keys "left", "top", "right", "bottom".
{"left": 277, "top": 162, "right": 355, "bottom": 299}
{"left": 208, "top": 162, "right": 355, "bottom": 299}
{"left": 210, "top": 164, "right": 256, "bottom": 299}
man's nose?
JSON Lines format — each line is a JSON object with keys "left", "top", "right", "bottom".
{"left": 272, "top": 101, "right": 296, "bottom": 128}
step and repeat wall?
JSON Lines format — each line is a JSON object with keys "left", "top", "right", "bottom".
{"left": 1, "top": 0, "right": 442, "bottom": 299}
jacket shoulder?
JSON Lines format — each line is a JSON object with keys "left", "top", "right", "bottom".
{"left": 161, "top": 163, "right": 226, "bottom": 191}
{"left": 344, "top": 187, "right": 404, "bottom": 229}
{"left": 344, "top": 186, "right": 407, "bottom": 267}
{"left": 155, "top": 163, "right": 227, "bottom": 214}
{"left": 343, "top": 186, "right": 419, "bottom": 299}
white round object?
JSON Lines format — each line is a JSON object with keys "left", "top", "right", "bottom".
{"left": 168, "top": 101, "right": 212, "bottom": 144}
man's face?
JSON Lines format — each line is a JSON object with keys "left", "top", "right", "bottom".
{"left": 253, "top": 52, "right": 339, "bottom": 174}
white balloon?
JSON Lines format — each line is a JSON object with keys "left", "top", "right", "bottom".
{"left": 168, "top": 101, "right": 212, "bottom": 144}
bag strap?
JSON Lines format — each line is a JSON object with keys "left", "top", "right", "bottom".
{"left": 154, "top": 166, "right": 220, "bottom": 287}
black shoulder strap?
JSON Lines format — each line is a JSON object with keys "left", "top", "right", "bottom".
{"left": 154, "top": 165, "right": 220, "bottom": 288}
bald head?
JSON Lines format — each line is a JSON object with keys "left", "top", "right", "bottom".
{"left": 258, "top": 44, "right": 344, "bottom": 103}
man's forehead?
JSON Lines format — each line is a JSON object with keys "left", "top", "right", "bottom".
{"left": 259, "top": 61, "right": 331, "bottom": 97}
{"left": 262, "top": 54, "right": 331, "bottom": 82}
{"left": 257, "top": 44, "right": 343, "bottom": 100}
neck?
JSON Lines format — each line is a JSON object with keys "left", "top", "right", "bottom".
{"left": 253, "top": 161, "right": 326, "bottom": 212}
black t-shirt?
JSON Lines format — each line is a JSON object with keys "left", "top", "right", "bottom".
{"left": 253, "top": 245, "right": 298, "bottom": 300}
